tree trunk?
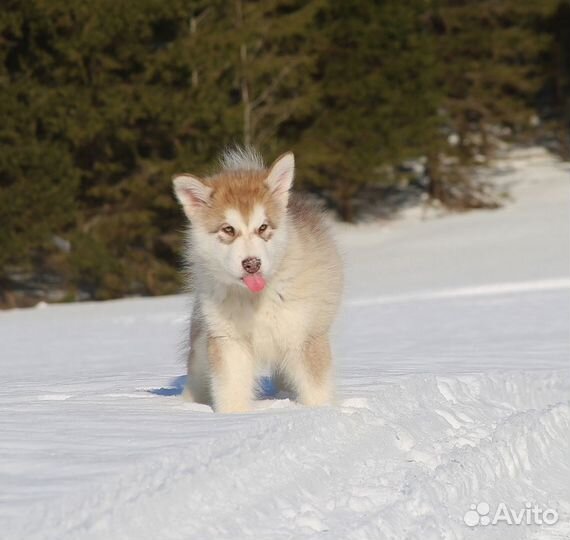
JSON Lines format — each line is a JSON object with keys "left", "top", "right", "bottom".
{"left": 235, "top": 0, "right": 252, "bottom": 146}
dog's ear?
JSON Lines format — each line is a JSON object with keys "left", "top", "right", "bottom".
{"left": 266, "top": 152, "right": 295, "bottom": 204}
{"left": 173, "top": 174, "right": 213, "bottom": 219}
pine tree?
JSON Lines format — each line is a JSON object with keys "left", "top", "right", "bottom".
{"left": 1, "top": 0, "right": 197, "bottom": 299}
{"left": 1, "top": 0, "right": 568, "bottom": 305}
{"left": 297, "top": 0, "right": 442, "bottom": 220}
{"left": 186, "top": 0, "right": 321, "bottom": 156}
{"left": 0, "top": 1, "right": 80, "bottom": 279}
{"left": 432, "top": 0, "right": 560, "bottom": 158}
{"left": 547, "top": 0, "right": 570, "bottom": 156}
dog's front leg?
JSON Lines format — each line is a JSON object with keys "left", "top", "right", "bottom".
{"left": 284, "top": 335, "right": 334, "bottom": 407}
{"left": 208, "top": 337, "right": 254, "bottom": 413}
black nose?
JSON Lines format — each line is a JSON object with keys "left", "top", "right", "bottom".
{"left": 242, "top": 257, "right": 261, "bottom": 274}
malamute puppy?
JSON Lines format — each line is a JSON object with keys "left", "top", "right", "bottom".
{"left": 173, "top": 148, "right": 342, "bottom": 413}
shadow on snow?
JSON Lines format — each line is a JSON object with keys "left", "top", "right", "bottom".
{"left": 146, "top": 374, "right": 280, "bottom": 399}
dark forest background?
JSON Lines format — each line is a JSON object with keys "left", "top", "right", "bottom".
{"left": 1, "top": 0, "right": 569, "bottom": 307}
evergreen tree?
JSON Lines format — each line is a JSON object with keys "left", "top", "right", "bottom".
{"left": 187, "top": 0, "right": 320, "bottom": 155}
{"left": 0, "top": 1, "right": 80, "bottom": 274}
{"left": 298, "top": 0, "right": 441, "bottom": 220}
{"left": 0, "top": 0, "right": 568, "bottom": 305}
{"left": 1, "top": 0, "right": 207, "bottom": 298}
{"left": 547, "top": 0, "right": 570, "bottom": 156}
{"left": 432, "top": 0, "right": 560, "bottom": 158}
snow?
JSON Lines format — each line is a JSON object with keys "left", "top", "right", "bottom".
{"left": 1, "top": 148, "right": 569, "bottom": 539}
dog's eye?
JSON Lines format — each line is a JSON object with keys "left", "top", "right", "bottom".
{"left": 221, "top": 225, "right": 235, "bottom": 236}
{"left": 258, "top": 224, "right": 268, "bottom": 234}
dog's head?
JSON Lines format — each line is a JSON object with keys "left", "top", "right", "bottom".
{"left": 173, "top": 152, "right": 294, "bottom": 292}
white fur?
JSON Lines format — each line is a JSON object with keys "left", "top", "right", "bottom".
{"left": 185, "top": 205, "right": 289, "bottom": 290}
{"left": 209, "top": 338, "right": 255, "bottom": 413}
{"left": 219, "top": 146, "right": 265, "bottom": 171}
{"left": 266, "top": 153, "right": 295, "bottom": 203}
{"left": 172, "top": 175, "right": 213, "bottom": 217}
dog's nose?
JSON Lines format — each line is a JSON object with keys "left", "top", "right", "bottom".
{"left": 242, "top": 257, "right": 261, "bottom": 274}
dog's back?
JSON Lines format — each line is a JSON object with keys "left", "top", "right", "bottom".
{"left": 279, "top": 195, "right": 343, "bottom": 335}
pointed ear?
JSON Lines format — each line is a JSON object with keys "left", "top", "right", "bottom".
{"left": 173, "top": 174, "right": 213, "bottom": 219}
{"left": 265, "top": 152, "right": 295, "bottom": 204}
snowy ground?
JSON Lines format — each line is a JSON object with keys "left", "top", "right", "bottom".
{"left": 1, "top": 148, "right": 569, "bottom": 540}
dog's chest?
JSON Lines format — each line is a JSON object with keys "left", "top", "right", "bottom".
{"left": 218, "top": 290, "right": 306, "bottom": 361}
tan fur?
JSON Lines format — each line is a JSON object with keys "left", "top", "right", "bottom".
{"left": 207, "top": 336, "right": 222, "bottom": 375}
{"left": 303, "top": 334, "right": 332, "bottom": 383}
{"left": 197, "top": 171, "right": 283, "bottom": 233}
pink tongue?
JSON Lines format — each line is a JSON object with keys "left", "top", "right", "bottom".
{"left": 243, "top": 273, "right": 266, "bottom": 293}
